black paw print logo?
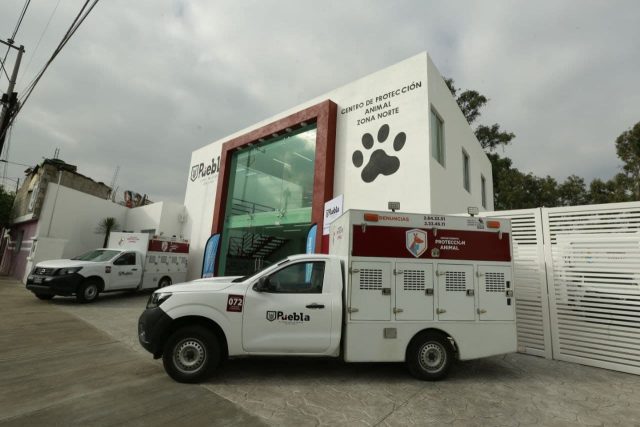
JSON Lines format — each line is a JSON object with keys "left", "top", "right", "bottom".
{"left": 352, "top": 124, "right": 406, "bottom": 183}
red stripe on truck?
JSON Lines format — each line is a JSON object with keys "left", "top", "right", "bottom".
{"left": 352, "top": 225, "right": 511, "bottom": 262}
{"left": 147, "top": 240, "right": 190, "bottom": 254}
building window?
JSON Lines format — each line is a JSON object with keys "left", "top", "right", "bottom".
{"left": 430, "top": 107, "right": 445, "bottom": 166}
{"left": 481, "top": 175, "right": 487, "bottom": 208}
{"left": 462, "top": 149, "right": 470, "bottom": 192}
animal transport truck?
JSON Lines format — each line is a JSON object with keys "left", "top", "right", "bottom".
{"left": 26, "top": 232, "right": 189, "bottom": 302}
{"left": 138, "top": 209, "right": 516, "bottom": 383}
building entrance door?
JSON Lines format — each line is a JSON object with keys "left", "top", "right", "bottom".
{"left": 217, "top": 124, "right": 318, "bottom": 276}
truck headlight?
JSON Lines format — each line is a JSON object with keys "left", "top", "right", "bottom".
{"left": 57, "top": 267, "right": 83, "bottom": 275}
{"left": 147, "top": 292, "right": 172, "bottom": 309}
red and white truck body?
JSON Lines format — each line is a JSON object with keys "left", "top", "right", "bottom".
{"left": 107, "top": 232, "right": 190, "bottom": 289}
{"left": 330, "top": 210, "right": 516, "bottom": 362}
{"left": 138, "top": 209, "right": 516, "bottom": 382}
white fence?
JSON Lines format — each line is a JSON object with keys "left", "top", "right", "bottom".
{"left": 484, "top": 202, "right": 640, "bottom": 375}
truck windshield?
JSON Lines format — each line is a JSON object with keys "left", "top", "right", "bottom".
{"left": 72, "top": 250, "right": 120, "bottom": 262}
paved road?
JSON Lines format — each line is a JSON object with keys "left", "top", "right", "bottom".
{"left": 3, "top": 277, "right": 640, "bottom": 426}
{"left": 0, "top": 278, "right": 263, "bottom": 426}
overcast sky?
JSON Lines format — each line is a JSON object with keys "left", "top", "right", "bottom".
{"left": 0, "top": 1, "right": 638, "bottom": 203}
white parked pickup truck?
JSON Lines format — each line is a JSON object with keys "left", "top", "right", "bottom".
{"left": 138, "top": 210, "right": 517, "bottom": 383}
{"left": 26, "top": 232, "right": 189, "bottom": 303}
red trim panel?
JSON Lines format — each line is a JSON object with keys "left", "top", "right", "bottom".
{"left": 352, "top": 225, "right": 511, "bottom": 262}
{"left": 148, "top": 240, "right": 190, "bottom": 254}
{"left": 211, "top": 100, "right": 337, "bottom": 273}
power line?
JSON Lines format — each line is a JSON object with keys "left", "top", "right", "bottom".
{"left": 0, "top": 0, "right": 31, "bottom": 84}
{"left": 19, "top": 0, "right": 62, "bottom": 86}
{"left": 19, "top": 0, "right": 97, "bottom": 104}
{"left": 0, "top": 0, "right": 101, "bottom": 144}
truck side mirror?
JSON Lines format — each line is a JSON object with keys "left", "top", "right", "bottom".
{"left": 255, "top": 276, "right": 270, "bottom": 292}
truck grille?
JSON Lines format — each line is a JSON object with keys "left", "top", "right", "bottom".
{"left": 34, "top": 267, "right": 56, "bottom": 276}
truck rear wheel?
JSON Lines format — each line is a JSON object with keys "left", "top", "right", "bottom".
{"left": 162, "top": 325, "right": 220, "bottom": 383}
{"left": 406, "top": 332, "right": 453, "bottom": 381}
{"left": 76, "top": 280, "right": 100, "bottom": 303}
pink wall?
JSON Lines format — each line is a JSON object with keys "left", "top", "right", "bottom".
{"left": 1, "top": 220, "right": 38, "bottom": 280}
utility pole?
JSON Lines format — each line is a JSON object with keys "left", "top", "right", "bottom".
{"left": 0, "top": 40, "right": 25, "bottom": 156}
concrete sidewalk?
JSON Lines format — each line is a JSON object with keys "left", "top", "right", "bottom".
{"left": 0, "top": 277, "right": 264, "bottom": 426}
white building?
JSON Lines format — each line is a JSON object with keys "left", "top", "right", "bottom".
{"left": 184, "top": 52, "right": 493, "bottom": 279}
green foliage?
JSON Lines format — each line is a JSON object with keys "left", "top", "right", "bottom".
{"left": 475, "top": 124, "right": 515, "bottom": 152}
{"left": 96, "top": 217, "right": 119, "bottom": 248}
{"left": 615, "top": 122, "right": 640, "bottom": 199}
{"left": 444, "top": 78, "right": 514, "bottom": 151}
{"left": 558, "top": 175, "right": 588, "bottom": 206}
{"left": 0, "top": 187, "right": 15, "bottom": 228}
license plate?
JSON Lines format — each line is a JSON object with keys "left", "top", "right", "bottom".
{"left": 34, "top": 277, "right": 42, "bottom": 284}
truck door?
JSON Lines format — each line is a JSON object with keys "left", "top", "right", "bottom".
{"left": 394, "top": 262, "right": 434, "bottom": 321}
{"left": 349, "top": 261, "right": 392, "bottom": 320}
{"left": 111, "top": 252, "right": 142, "bottom": 289}
{"left": 242, "top": 261, "right": 333, "bottom": 354}
{"left": 436, "top": 263, "right": 475, "bottom": 321}
{"left": 477, "top": 265, "right": 514, "bottom": 321}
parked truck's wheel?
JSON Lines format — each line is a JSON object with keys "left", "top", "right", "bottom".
{"left": 158, "top": 277, "right": 172, "bottom": 288}
{"left": 406, "top": 332, "right": 453, "bottom": 381}
{"left": 76, "top": 280, "right": 100, "bottom": 303}
{"left": 162, "top": 325, "right": 220, "bottom": 383}
{"left": 35, "top": 293, "right": 54, "bottom": 300}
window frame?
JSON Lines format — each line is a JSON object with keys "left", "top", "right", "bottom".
{"left": 462, "top": 149, "right": 470, "bottom": 193}
{"left": 481, "top": 174, "right": 487, "bottom": 208}
{"left": 430, "top": 106, "right": 445, "bottom": 167}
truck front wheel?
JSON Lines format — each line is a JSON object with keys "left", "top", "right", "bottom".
{"left": 76, "top": 280, "right": 100, "bottom": 303}
{"left": 162, "top": 325, "right": 220, "bottom": 383}
{"left": 158, "top": 277, "right": 172, "bottom": 288}
{"left": 406, "top": 332, "right": 453, "bottom": 381}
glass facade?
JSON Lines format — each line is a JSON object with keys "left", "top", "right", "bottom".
{"left": 218, "top": 125, "right": 317, "bottom": 276}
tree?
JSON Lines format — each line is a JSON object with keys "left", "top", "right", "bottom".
{"left": 96, "top": 217, "right": 119, "bottom": 248}
{"left": 447, "top": 76, "right": 640, "bottom": 210}
{"left": 615, "top": 121, "right": 640, "bottom": 199}
{"left": 558, "top": 175, "right": 588, "bottom": 206}
{"left": 0, "top": 187, "right": 15, "bottom": 228}
{"left": 445, "top": 78, "right": 515, "bottom": 151}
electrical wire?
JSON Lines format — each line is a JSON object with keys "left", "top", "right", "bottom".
{"left": 0, "top": 0, "right": 101, "bottom": 143}
{"left": 19, "top": 0, "right": 62, "bottom": 86}
{"left": 18, "top": 0, "right": 94, "bottom": 104}
{"left": 0, "top": 0, "right": 31, "bottom": 84}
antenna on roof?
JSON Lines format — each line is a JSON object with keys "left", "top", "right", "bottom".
{"left": 53, "top": 147, "right": 60, "bottom": 159}
{"left": 110, "top": 165, "right": 120, "bottom": 191}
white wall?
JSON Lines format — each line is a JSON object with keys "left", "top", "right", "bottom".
{"left": 157, "top": 202, "right": 187, "bottom": 238}
{"left": 125, "top": 202, "right": 163, "bottom": 233}
{"left": 37, "top": 183, "right": 128, "bottom": 258}
{"left": 121, "top": 201, "right": 186, "bottom": 237}
{"left": 184, "top": 52, "right": 494, "bottom": 279}
{"left": 427, "top": 56, "right": 494, "bottom": 213}
{"left": 183, "top": 143, "right": 222, "bottom": 278}
{"left": 34, "top": 184, "right": 187, "bottom": 266}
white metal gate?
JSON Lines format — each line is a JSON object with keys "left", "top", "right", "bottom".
{"left": 483, "top": 209, "right": 552, "bottom": 358}
{"left": 484, "top": 202, "right": 640, "bottom": 375}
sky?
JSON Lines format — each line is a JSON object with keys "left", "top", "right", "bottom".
{"left": 0, "top": 0, "right": 638, "bottom": 203}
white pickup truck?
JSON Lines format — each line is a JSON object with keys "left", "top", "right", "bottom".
{"left": 138, "top": 210, "right": 517, "bottom": 383}
{"left": 26, "top": 232, "right": 189, "bottom": 303}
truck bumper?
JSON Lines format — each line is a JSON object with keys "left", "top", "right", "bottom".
{"left": 138, "top": 307, "right": 173, "bottom": 358}
{"left": 26, "top": 274, "right": 84, "bottom": 296}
